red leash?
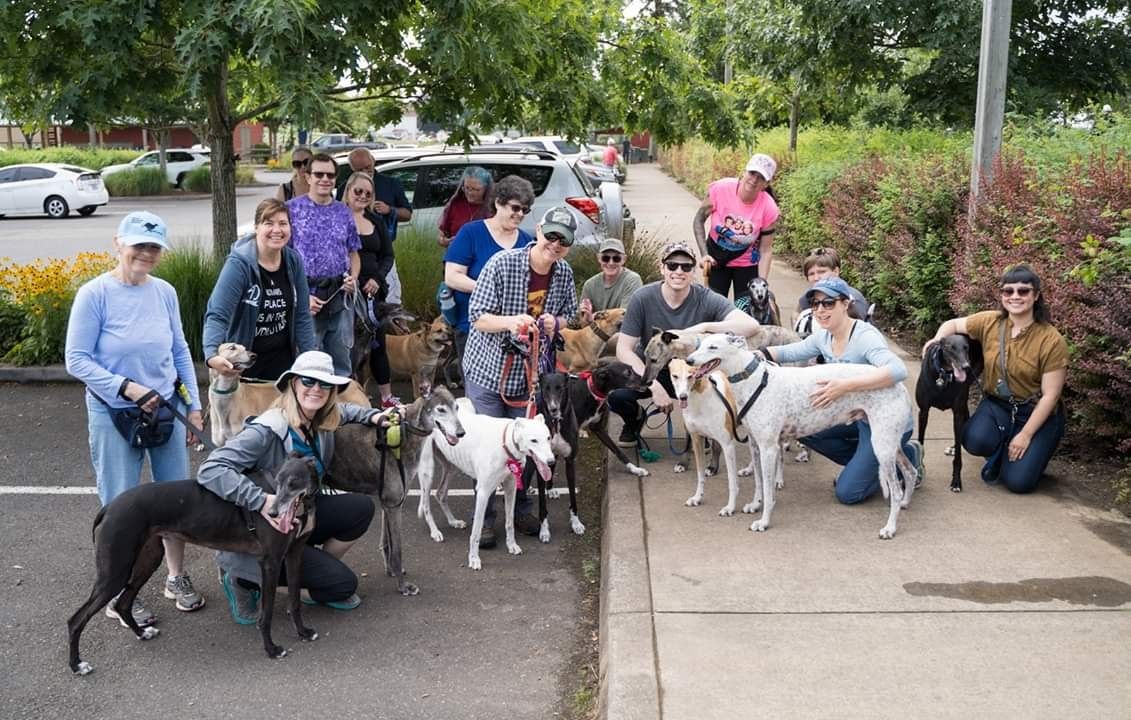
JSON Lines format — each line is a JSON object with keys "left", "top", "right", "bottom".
{"left": 500, "top": 322, "right": 540, "bottom": 418}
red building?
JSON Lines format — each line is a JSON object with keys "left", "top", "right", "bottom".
{"left": 2, "top": 122, "right": 265, "bottom": 156}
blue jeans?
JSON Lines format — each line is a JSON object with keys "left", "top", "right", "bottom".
{"left": 313, "top": 306, "right": 352, "bottom": 377}
{"left": 800, "top": 421, "right": 915, "bottom": 505}
{"left": 962, "top": 396, "right": 1065, "bottom": 494}
{"left": 86, "top": 393, "right": 189, "bottom": 507}
{"left": 463, "top": 379, "right": 533, "bottom": 526}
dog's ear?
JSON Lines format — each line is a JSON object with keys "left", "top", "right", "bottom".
{"left": 651, "top": 326, "right": 665, "bottom": 340}
{"left": 419, "top": 379, "right": 432, "bottom": 397}
{"left": 593, "top": 310, "right": 606, "bottom": 321}
{"left": 660, "top": 330, "right": 680, "bottom": 345}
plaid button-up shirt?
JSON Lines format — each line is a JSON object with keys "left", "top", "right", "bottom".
{"left": 463, "top": 246, "right": 577, "bottom": 398}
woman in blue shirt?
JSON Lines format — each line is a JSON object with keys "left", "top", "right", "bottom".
{"left": 442, "top": 174, "right": 535, "bottom": 362}
{"left": 761, "top": 277, "right": 923, "bottom": 504}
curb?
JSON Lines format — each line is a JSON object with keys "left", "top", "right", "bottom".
{"left": 0, "top": 362, "right": 210, "bottom": 384}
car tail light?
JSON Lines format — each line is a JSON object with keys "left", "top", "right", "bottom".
{"left": 76, "top": 173, "right": 102, "bottom": 191}
{"left": 566, "top": 197, "right": 600, "bottom": 224}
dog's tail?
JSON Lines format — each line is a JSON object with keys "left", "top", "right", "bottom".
{"left": 91, "top": 504, "right": 109, "bottom": 544}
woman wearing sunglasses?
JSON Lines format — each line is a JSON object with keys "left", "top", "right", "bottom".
{"left": 759, "top": 276, "right": 922, "bottom": 505}
{"left": 444, "top": 174, "right": 536, "bottom": 361}
{"left": 923, "top": 264, "right": 1067, "bottom": 492}
{"left": 276, "top": 146, "right": 312, "bottom": 202}
{"left": 198, "top": 351, "right": 397, "bottom": 623}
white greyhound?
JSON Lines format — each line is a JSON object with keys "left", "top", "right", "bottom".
{"left": 417, "top": 398, "right": 556, "bottom": 570}
{"left": 668, "top": 358, "right": 759, "bottom": 516}
{"left": 686, "top": 333, "right": 917, "bottom": 539}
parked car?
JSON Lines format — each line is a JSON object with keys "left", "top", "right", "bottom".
{"left": 99, "top": 148, "right": 210, "bottom": 188}
{"left": 332, "top": 147, "right": 426, "bottom": 186}
{"left": 0, "top": 163, "right": 109, "bottom": 219}
{"left": 375, "top": 148, "right": 634, "bottom": 247}
{"left": 575, "top": 154, "right": 625, "bottom": 186}
{"left": 495, "top": 136, "right": 587, "bottom": 164}
{"left": 310, "top": 134, "right": 388, "bottom": 153}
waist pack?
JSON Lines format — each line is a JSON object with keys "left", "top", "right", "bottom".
{"left": 102, "top": 397, "right": 177, "bottom": 448}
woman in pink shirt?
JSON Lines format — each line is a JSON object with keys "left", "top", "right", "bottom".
{"left": 692, "top": 153, "right": 780, "bottom": 305}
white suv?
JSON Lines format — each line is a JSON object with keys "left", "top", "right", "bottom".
{"left": 376, "top": 148, "right": 633, "bottom": 247}
{"left": 100, "top": 148, "right": 210, "bottom": 188}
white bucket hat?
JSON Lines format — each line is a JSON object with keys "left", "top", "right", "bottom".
{"left": 275, "top": 351, "right": 352, "bottom": 391}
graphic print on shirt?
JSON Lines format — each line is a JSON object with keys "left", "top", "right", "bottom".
{"left": 527, "top": 269, "right": 551, "bottom": 318}
{"left": 256, "top": 277, "right": 288, "bottom": 337}
{"left": 712, "top": 214, "right": 758, "bottom": 250}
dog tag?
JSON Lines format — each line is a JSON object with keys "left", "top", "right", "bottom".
{"left": 506, "top": 458, "right": 524, "bottom": 491}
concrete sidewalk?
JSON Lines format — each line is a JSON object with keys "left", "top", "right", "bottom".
{"left": 600, "top": 164, "right": 1131, "bottom": 719}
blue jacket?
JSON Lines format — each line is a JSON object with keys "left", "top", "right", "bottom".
{"left": 202, "top": 237, "right": 317, "bottom": 363}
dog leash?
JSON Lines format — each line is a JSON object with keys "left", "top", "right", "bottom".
{"left": 163, "top": 388, "right": 217, "bottom": 452}
{"left": 706, "top": 376, "right": 749, "bottom": 443}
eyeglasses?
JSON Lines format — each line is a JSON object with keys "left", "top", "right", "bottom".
{"left": 664, "top": 261, "right": 695, "bottom": 273}
{"left": 309, "top": 171, "right": 335, "bottom": 180}
{"left": 292, "top": 158, "right": 311, "bottom": 168}
{"left": 811, "top": 297, "right": 840, "bottom": 309}
{"left": 503, "top": 202, "right": 531, "bottom": 215}
{"left": 1001, "top": 286, "right": 1033, "bottom": 297}
{"left": 544, "top": 232, "right": 573, "bottom": 248}
{"left": 600, "top": 253, "right": 623, "bottom": 264}
{"left": 351, "top": 188, "right": 373, "bottom": 198}
{"left": 809, "top": 247, "right": 832, "bottom": 257}
{"left": 133, "top": 243, "right": 163, "bottom": 253}
{"left": 298, "top": 376, "right": 335, "bottom": 390}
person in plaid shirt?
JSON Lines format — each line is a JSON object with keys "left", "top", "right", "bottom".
{"left": 462, "top": 206, "right": 579, "bottom": 547}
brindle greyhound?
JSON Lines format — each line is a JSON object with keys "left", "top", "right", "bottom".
{"left": 326, "top": 386, "right": 464, "bottom": 595}
{"left": 68, "top": 456, "right": 320, "bottom": 675}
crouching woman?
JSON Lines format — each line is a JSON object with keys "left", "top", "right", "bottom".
{"left": 925, "top": 264, "right": 1067, "bottom": 492}
{"left": 197, "top": 351, "right": 396, "bottom": 623}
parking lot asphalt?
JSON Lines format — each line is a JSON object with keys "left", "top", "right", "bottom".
{"left": 0, "top": 381, "right": 592, "bottom": 720}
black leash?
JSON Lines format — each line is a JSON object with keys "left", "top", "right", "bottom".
{"left": 161, "top": 397, "right": 217, "bottom": 452}
{"left": 735, "top": 370, "right": 770, "bottom": 424}
{"left": 706, "top": 376, "right": 749, "bottom": 443}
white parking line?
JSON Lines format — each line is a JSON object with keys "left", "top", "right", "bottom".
{"left": 0, "top": 486, "right": 570, "bottom": 497}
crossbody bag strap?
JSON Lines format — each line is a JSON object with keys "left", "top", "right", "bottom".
{"left": 998, "top": 320, "right": 1012, "bottom": 400}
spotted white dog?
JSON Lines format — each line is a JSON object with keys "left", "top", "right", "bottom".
{"left": 686, "top": 333, "right": 917, "bottom": 539}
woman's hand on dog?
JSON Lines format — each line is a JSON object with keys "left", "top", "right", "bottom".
{"left": 207, "top": 355, "right": 240, "bottom": 378}
{"left": 369, "top": 407, "right": 400, "bottom": 427}
{"left": 259, "top": 494, "right": 298, "bottom": 533}
{"left": 809, "top": 378, "right": 848, "bottom": 408}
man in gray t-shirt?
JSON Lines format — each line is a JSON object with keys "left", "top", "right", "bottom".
{"left": 611, "top": 242, "right": 759, "bottom": 446}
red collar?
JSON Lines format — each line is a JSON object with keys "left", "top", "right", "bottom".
{"left": 578, "top": 371, "right": 607, "bottom": 404}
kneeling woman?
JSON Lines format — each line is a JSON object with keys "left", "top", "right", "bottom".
{"left": 925, "top": 264, "right": 1067, "bottom": 492}
{"left": 761, "top": 277, "right": 922, "bottom": 504}
{"left": 198, "top": 351, "right": 395, "bottom": 623}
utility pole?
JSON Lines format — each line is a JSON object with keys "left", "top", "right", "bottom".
{"left": 970, "top": 0, "right": 1012, "bottom": 211}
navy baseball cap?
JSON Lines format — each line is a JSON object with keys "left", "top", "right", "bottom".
{"left": 117, "top": 211, "right": 169, "bottom": 249}
{"left": 804, "top": 276, "right": 852, "bottom": 302}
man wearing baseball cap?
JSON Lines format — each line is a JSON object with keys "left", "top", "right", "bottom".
{"left": 692, "top": 152, "right": 780, "bottom": 308}
{"left": 461, "top": 205, "right": 579, "bottom": 544}
{"left": 577, "top": 236, "right": 643, "bottom": 324}
{"left": 611, "top": 241, "right": 759, "bottom": 446}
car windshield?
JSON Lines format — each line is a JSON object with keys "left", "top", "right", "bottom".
{"left": 553, "top": 140, "right": 580, "bottom": 155}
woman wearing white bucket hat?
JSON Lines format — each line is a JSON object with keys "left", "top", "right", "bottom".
{"left": 197, "top": 351, "right": 397, "bottom": 622}
{"left": 692, "top": 153, "right": 780, "bottom": 306}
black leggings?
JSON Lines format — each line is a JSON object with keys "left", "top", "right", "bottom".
{"left": 368, "top": 326, "right": 391, "bottom": 385}
{"left": 708, "top": 263, "right": 759, "bottom": 305}
{"left": 240, "top": 492, "right": 375, "bottom": 603}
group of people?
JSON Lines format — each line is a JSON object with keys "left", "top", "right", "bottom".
{"left": 62, "top": 147, "right": 1068, "bottom": 631}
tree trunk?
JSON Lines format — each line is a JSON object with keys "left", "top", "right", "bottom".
{"left": 788, "top": 89, "right": 800, "bottom": 154}
{"left": 87, "top": 123, "right": 97, "bottom": 148}
{"left": 206, "top": 65, "right": 238, "bottom": 258}
{"left": 157, "top": 129, "right": 169, "bottom": 184}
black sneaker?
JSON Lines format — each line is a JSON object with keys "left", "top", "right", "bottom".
{"left": 478, "top": 526, "right": 497, "bottom": 549}
{"left": 617, "top": 424, "right": 638, "bottom": 448}
{"left": 514, "top": 513, "right": 541, "bottom": 537}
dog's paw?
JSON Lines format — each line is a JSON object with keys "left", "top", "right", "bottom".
{"left": 738, "top": 464, "right": 754, "bottom": 477}
{"left": 578, "top": 429, "right": 590, "bottom": 439}
{"left": 685, "top": 495, "right": 703, "bottom": 507}
{"left": 74, "top": 661, "right": 94, "bottom": 676}
{"left": 298, "top": 627, "right": 318, "bottom": 642}
{"left": 950, "top": 484, "right": 963, "bottom": 493}
{"left": 539, "top": 519, "right": 551, "bottom": 544}
{"left": 742, "top": 501, "right": 762, "bottom": 514}
{"left": 794, "top": 449, "right": 810, "bottom": 463}
{"left": 878, "top": 525, "right": 896, "bottom": 540}
{"left": 468, "top": 555, "right": 482, "bottom": 571}
{"left": 706, "top": 465, "right": 718, "bottom": 477}
{"left": 718, "top": 505, "right": 735, "bottom": 517}
{"left": 775, "top": 477, "right": 785, "bottom": 489}
{"left": 570, "top": 513, "right": 585, "bottom": 535}
{"left": 399, "top": 582, "right": 420, "bottom": 596}
{"left": 626, "top": 463, "right": 649, "bottom": 477}
{"left": 429, "top": 529, "right": 444, "bottom": 543}
{"left": 507, "top": 541, "right": 523, "bottom": 556}
{"left": 944, "top": 445, "right": 956, "bottom": 457}
{"left": 750, "top": 519, "right": 770, "bottom": 532}
{"left": 192, "top": 442, "right": 206, "bottom": 452}
{"left": 139, "top": 626, "right": 160, "bottom": 641}
{"left": 448, "top": 519, "right": 467, "bottom": 529}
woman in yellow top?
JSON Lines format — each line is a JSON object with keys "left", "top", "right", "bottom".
{"left": 924, "top": 264, "right": 1068, "bottom": 492}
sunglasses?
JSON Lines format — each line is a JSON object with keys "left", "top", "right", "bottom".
{"left": 503, "top": 201, "right": 531, "bottom": 215}
{"left": 298, "top": 376, "right": 335, "bottom": 390}
{"left": 351, "top": 188, "right": 373, "bottom": 198}
{"left": 811, "top": 297, "right": 840, "bottom": 309}
{"left": 133, "top": 243, "right": 164, "bottom": 253}
{"left": 1001, "top": 286, "right": 1034, "bottom": 297}
{"left": 309, "top": 171, "right": 335, "bottom": 180}
{"left": 664, "top": 261, "right": 695, "bottom": 273}
{"left": 292, "top": 158, "right": 311, "bottom": 168}
{"left": 808, "top": 247, "right": 833, "bottom": 257}
{"left": 600, "top": 253, "right": 623, "bottom": 263}
{"left": 544, "top": 232, "right": 573, "bottom": 248}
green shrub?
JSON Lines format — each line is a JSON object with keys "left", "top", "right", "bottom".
{"left": 182, "top": 166, "right": 211, "bottom": 193}
{"left": 394, "top": 227, "right": 445, "bottom": 319}
{"left": 236, "top": 165, "right": 257, "bottom": 185}
{"left": 0, "top": 147, "right": 139, "bottom": 171}
{"left": 103, "top": 167, "right": 167, "bottom": 196}
{"left": 151, "top": 243, "right": 223, "bottom": 361}
{"left": 0, "top": 292, "right": 25, "bottom": 358}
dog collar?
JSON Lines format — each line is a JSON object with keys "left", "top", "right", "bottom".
{"left": 727, "top": 354, "right": 763, "bottom": 383}
{"left": 578, "top": 370, "right": 607, "bottom": 404}
{"left": 588, "top": 322, "right": 610, "bottom": 343}
{"left": 501, "top": 420, "right": 521, "bottom": 461}
{"left": 211, "top": 384, "right": 238, "bottom": 395}
{"left": 929, "top": 345, "right": 952, "bottom": 387}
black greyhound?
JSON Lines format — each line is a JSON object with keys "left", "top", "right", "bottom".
{"left": 523, "top": 360, "right": 649, "bottom": 541}
{"left": 916, "top": 334, "right": 983, "bottom": 492}
{"left": 67, "top": 456, "right": 320, "bottom": 675}
{"left": 326, "top": 386, "right": 464, "bottom": 595}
